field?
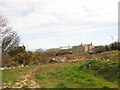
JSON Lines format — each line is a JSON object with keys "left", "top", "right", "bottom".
{"left": 2, "top": 51, "right": 119, "bottom": 88}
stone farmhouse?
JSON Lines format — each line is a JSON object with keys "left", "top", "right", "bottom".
{"left": 71, "top": 43, "right": 94, "bottom": 54}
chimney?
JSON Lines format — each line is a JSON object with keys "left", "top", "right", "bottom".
{"left": 91, "top": 42, "right": 92, "bottom": 45}
{"left": 81, "top": 43, "right": 83, "bottom": 46}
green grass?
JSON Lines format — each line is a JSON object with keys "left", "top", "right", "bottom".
{"left": 2, "top": 63, "right": 68, "bottom": 88}
{"left": 21, "top": 84, "right": 29, "bottom": 88}
{"left": 35, "top": 61, "right": 119, "bottom": 88}
{"left": 80, "top": 60, "right": 119, "bottom": 81}
{"left": 2, "top": 65, "right": 37, "bottom": 87}
{"left": 107, "top": 51, "right": 119, "bottom": 61}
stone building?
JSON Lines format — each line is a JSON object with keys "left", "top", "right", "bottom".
{"left": 71, "top": 43, "right": 94, "bottom": 54}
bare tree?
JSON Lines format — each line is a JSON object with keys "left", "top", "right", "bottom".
{"left": 0, "top": 15, "right": 20, "bottom": 53}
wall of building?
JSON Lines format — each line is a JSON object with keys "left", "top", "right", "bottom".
{"left": 71, "top": 46, "right": 85, "bottom": 54}
{"left": 71, "top": 44, "right": 94, "bottom": 54}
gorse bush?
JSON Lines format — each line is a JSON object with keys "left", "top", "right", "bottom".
{"left": 13, "top": 51, "right": 42, "bottom": 66}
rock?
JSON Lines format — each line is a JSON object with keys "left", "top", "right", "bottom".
{"left": 49, "top": 58, "right": 64, "bottom": 63}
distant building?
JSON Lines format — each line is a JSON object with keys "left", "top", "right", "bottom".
{"left": 71, "top": 43, "right": 94, "bottom": 54}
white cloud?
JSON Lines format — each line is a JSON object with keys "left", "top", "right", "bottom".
{"left": 0, "top": 0, "right": 118, "bottom": 49}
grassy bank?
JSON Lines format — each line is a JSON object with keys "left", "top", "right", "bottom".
{"left": 35, "top": 60, "right": 119, "bottom": 88}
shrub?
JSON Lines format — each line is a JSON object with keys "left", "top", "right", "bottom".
{"left": 8, "top": 46, "right": 26, "bottom": 56}
{"left": 13, "top": 51, "right": 38, "bottom": 66}
{"left": 2, "top": 53, "right": 18, "bottom": 67}
{"left": 94, "top": 46, "right": 106, "bottom": 53}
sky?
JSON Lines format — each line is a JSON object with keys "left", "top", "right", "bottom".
{"left": 0, "top": 0, "right": 119, "bottom": 50}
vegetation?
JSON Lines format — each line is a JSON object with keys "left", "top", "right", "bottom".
{"left": 79, "top": 60, "right": 119, "bottom": 81}
{"left": 2, "top": 65, "right": 37, "bottom": 87}
{"left": 0, "top": 15, "right": 20, "bottom": 67}
{"left": 35, "top": 60, "right": 118, "bottom": 88}
{"left": 2, "top": 50, "right": 119, "bottom": 88}
{"left": 8, "top": 46, "right": 26, "bottom": 56}
{"left": 1, "top": 28, "right": 120, "bottom": 67}
{"left": 94, "top": 42, "right": 120, "bottom": 53}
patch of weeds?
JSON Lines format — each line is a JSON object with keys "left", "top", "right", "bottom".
{"left": 22, "top": 84, "right": 29, "bottom": 88}
{"left": 46, "top": 70, "right": 55, "bottom": 76}
{"left": 36, "top": 73, "right": 45, "bottom": 79}
{"left": 73, "top": 78, "right": 80, "bottom": 83}
{"left": 86, "top": 79, "right": 92, "bottom": 81}
{"left": 79, "top": 76, "right": 85, "bottom": 79}
{"left": 56, "top": 82, "right": 67, "bottom": 88}
{"left": 19, "top": 78, "right": 25, "bottom": 80}
{"left": 25, "top": 81, "right": 29, "bottom": 84}
{"left": 102, "top": 86, "right": 109, "bottom": 88}
{"left": 16, "top": 84, "right": 21, "bottom": 87}
{"left": 14, "top": 80, "right": 20, "bottom": 82}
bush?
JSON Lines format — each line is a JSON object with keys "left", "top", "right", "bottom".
{"left": 94, "top": 46, "right": 106, "bottom": 53}
{"left": 2, "top": 53, "right": 18, "bottom": 67}
{"left": 8, "top": 46, "right": 26, "bottom": 56}
{"left": 93, "top": 42, "right": 120, "bottom": 53}
{"left": 13, "top": 51, "right": 41, "bottom": 66}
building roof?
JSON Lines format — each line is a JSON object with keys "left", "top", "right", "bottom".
{"left": 72, "top": 43, "right": 93, "bottom": 48}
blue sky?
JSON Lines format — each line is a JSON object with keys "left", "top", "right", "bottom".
{"left": 0, "top": 0, "right": 119, "bottom": 50}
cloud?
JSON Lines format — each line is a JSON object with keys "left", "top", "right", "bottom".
{"left": 0, "top": 0, "right": 118, "bottom": 49}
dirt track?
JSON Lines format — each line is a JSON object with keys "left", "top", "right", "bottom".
{"left": 4, "top": 63, "right": 68, "bottom": 88}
